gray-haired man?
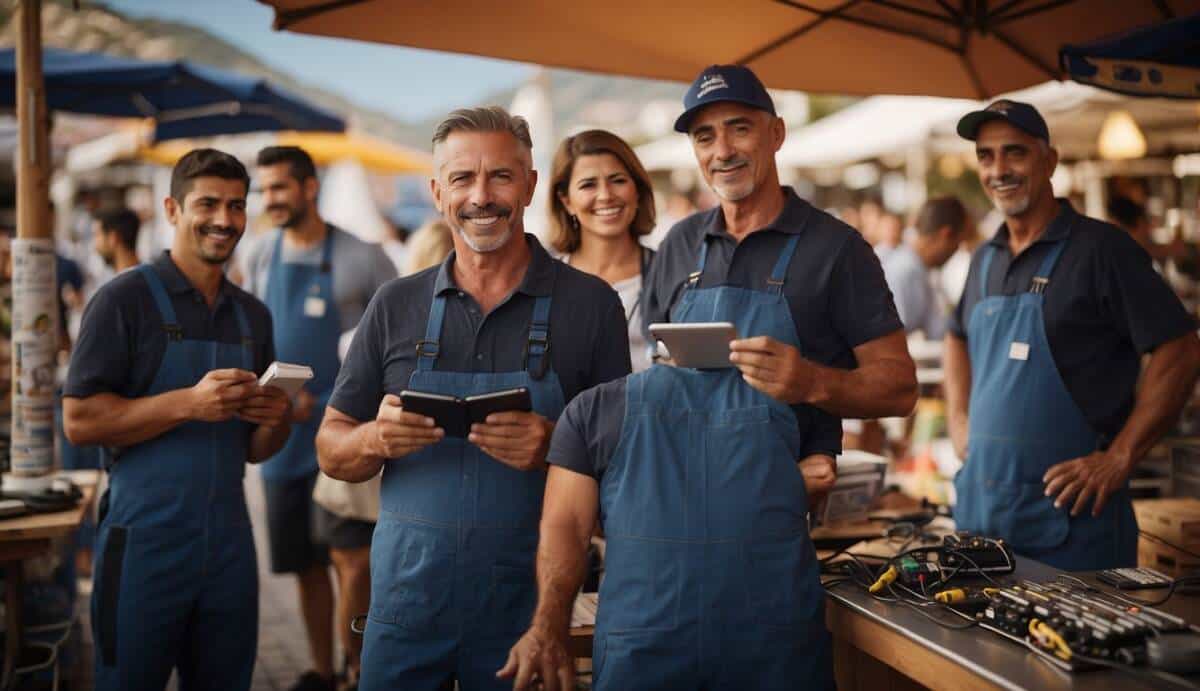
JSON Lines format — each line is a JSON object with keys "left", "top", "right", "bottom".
{"left": 316, "top": 106, "right": 631, "bottom": 691}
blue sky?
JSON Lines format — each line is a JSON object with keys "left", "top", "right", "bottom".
{"left": 104, "top": 0, "right": 533, "bottom": 122}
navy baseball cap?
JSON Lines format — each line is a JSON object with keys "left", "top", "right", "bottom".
{"left": 956, "top": 99, "right": 1049, "bottom": 142}
{"left": 674, "top": 64, "right": 777, "bottom": 133}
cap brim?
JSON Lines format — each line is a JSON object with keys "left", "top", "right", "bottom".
{"left": 956, "top": 110, "right": 1008, "bottom": 141}
{"left": 673, "top": 97, "right": 776, "bottom": 133}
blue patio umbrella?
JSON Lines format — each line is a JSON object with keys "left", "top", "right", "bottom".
{"left": 0, "top": 47, "right": 345, "bottom": 140}
{"left": 1060, "top": 12, "right": 1200, "bottom": 99}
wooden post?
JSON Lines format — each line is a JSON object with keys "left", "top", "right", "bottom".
{"left": 16, "top": 0, "right": 49, "bottom": 242}
{"left": 9, "top": 0, "right": 56, "bottom": 488}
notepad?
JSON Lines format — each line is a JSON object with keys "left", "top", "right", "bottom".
{"left": 399, "top": 387, "right": 532, "bottom": 438}
{"left": 258, "top": 361, "right": 314, "bottom": 397}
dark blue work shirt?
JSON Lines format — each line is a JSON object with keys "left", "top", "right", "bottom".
{"left": 948, "top": 200, "right": 1196, "bottom": 445}
{"left": 642, "top": 187, "right": 904, "bottom": 457}
{"left": 328, "top": 235, "right": 632, "bottom": 424}
{"left": 64, "top": 252, "right": 276, "bottom": 400}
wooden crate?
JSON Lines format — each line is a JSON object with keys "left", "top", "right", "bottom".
{"left": 1138, "top": 533, "right": 1200, "bottom": 578}
{"left": 1133, "top": 497, "right": 1200, "bottom": 550}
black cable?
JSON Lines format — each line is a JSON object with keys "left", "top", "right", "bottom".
{"left": 885, "top": 583, "right": 979, "bottom": 630}
{"left": 1140, "top": 531, "right": 1200, "bottom": 560}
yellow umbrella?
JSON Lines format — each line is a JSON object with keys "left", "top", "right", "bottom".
{"left": 276, "top": 131, "right": 430, "bottom": 174}
{"left": 136, "top": 131, "right": 431, "bottom": 174}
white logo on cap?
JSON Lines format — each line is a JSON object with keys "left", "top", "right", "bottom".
{"left": 697, "top": 74, "right": 729, "bottom": 99}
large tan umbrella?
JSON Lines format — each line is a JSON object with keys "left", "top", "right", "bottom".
{"left": 259, "top": 1, "right": 1199, "bottom": 98}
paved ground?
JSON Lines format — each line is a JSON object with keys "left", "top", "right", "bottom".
{"left": 70, "top": 467, "right": 329, "bottom": 691}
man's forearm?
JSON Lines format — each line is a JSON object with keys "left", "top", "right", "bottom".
{"left": 64, "top": 390, "right": 193, "bottom": 448}
{"left": 1109, "top": 333, "right": 1200, "bottom": 467}
{"left": 530, "top": 517, "right": 590, "bottom": 634}
{"left": 806, "top": 356, "right": 917, "bottom": 418}
{"left": 249, "top": 422, "right": 291, "bottom": 463}
{"left": 316, "top": 417, "right": 386, "bottom": 483}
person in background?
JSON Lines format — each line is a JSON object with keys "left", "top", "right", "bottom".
{"left": 93, "top": 208, "right": 142, "bottom": 274}
{"left": 857, "top": 195, "right": 884, "bottom": 246}
{"left": 402, "top": 218, "right": 455, "bottom": 276}
{"left": 945, "top": 100, "right": 1200, "bottom": 570}
{"left": 1107, "top": 195, "right": 1192, "bottom": 267}
{"left": 872, "top": 212, "right": 904, "bottom": 260}
{"left": 241, "top": 145, "right": 397, "bottom": 691}
{"left": 549, "top": 129, "right": 657, "bottom": 372}
{"left": 64, "top": 148, "right": 291, "bottom": 691}
{"left": 880, "top": 197, "right": 970, "bottom": 339}
{"left": 380, "top": 219, "right": 410, "bottom": 276}
{"left": 317, "top": 106, "right": 630, "bottom": 691}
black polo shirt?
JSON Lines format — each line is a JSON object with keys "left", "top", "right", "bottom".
{"left": 641, "top": 186, "right": 904, "bottom": 457}
{"left": 328, "top": 235, "right": 631, "bottom": 424}
{"left": 64, "top": 251, "right": 276, "bottom": 400}
{"left": 948, "top": 200, "right": 1196, "bottom": 445}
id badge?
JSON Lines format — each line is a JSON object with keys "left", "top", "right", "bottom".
{"left": 1009, "top": 342, "right": 1030, "bottom": 361}
{"left": 304, "top": 296, "right": 326, "bottom": 318}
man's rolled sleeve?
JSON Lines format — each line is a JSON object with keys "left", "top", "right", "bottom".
{"left": 64, "top": 287, "right": 131, "bottom": 399}
{"left": 328, "top": 291, "right": 386, "bottom": 423}
{"left": 1100, "top": 231, "right": 1197, "bottom": 354}
{"left": 546, "top": 379, "right": 627, "bottom": 481}
{"left": 588, "top": 288, "right": 634, "bottom": 389}
{"left": 828, "top": 233, "right": 904, "bottom": 348}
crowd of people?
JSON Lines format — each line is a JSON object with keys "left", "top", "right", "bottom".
{"left": 19, "top": 61, "right": 1196, "bottom": 691}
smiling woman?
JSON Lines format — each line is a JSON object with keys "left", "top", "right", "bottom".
{"left": 548, "top": 130, "right": 657, "bottom": 371}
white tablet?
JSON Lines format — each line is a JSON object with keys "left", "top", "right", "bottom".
{"left": 648, "top": 322, "right": 739, "bottom": 370}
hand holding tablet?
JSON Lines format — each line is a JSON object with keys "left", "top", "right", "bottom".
{"left": 648, "top": 322, "right": 739, "bottom": 369}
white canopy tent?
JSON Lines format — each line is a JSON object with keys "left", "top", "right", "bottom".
{"left": 633, "top": 95, "right": 975, "bottom": 174}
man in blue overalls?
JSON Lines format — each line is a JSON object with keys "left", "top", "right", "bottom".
{"left": 500, "top": 65, "right": 917, "bottom": 691}
{"left": 63, "top": 148, "right": 292, "bottom": 690}
{"left": 316, "top": 106, "right": 631, "bottom": 691}
{"left": 242, "top": 146, "right": 397, "bottom": 691}
{"left": 945, "top": 101, "right": 1200, "bottom": 571}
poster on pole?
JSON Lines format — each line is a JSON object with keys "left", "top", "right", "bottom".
{"left": 9, "top": 238, "right": 57, "bottom": 478}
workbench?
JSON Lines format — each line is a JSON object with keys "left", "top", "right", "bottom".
{"left": 568, "top": 556, "right": 1200, "bottom": 690}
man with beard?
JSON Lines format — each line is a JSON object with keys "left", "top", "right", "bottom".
{"left": 92, "top": 207, "right": 141, "bottom": 273}
{"left": 240, "top": 146, "right": 396, "bottom": 691}
{"left": 501, "top": 65, "right": 915, "bottom": 691}
{"left": 945, "top": 101, "right": 1200, "bottom": 570}
{"left": 316, "top": 106, "right": 630, "bottom": 691}
{"left": 63, "top": 148, "right": 292, "bottom": 690}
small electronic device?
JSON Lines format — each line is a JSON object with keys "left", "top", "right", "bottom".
{"left": 817, "top": 450, "right": 887, "bottom": 525}
{"left": 648, "top": 322, "right": 739, "bottom": 369}
{"left": 258, "top": 361, "right": 315, "bottom": 397}
{"left": 400, "top": 388, "right": 532, "bottom": 439}
{"left": 941, "top": 532, "right": 1016, "bottom": 574}
{"left": 1096, "top": 567, "right": 1174, "bottom": 590}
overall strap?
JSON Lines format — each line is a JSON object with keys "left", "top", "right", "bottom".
{"left": 766, "top": 235, "right": 800, "bottom": 295}
{"left": 977, "top": 245, "right": 996, "bottom": 299}
{"left": 415, "top": 294, "right": 447, "bottom": 372}
{"left": 524, "top": 295, "right": 553, "bottom": 380}
{"left": 232, "top": 299, "right": 254, "bottom": 370}
{"left": 269, "top": 228, "right": 285, "bottom": 271}
{"left": 1029, "top": 238, "right": 1068, "bottom": 295}
{"left": 137, "top": 264, "right": 182, "bottom": 340}
{"left": 320, "top": 224, "right": 334, "bottom": 273}
{"left": 687, "top": 238, "right": 710, "bottom": 287}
